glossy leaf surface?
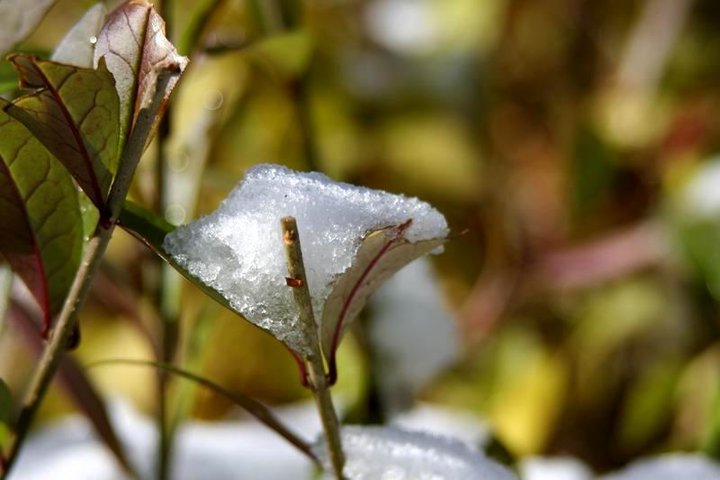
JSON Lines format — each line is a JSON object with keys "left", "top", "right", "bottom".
{"left": 93, "top": 0, "right": 188, "bottom": 147}
{"left": 319, "top": 222, "right": 446, "bottom": 381}
{"left": 0, "top": 100, "right": 83, "bottom": 331}
{"left": 5, "top": 55, "right": 120, "bottom": 210}
{"left": 51, "top": 2, "right": 107, "bottom": 68}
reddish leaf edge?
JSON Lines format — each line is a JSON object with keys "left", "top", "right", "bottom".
{"left": 0, "top": 158, "right": 52, "bottom": 337}
{"left": 326, "top": 219, "right": 413, "bottom": 386}
{"left": 5, "top": 54, "right": 109, "bottom": 216}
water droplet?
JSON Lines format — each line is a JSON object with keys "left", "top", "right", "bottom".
{"left": 165, "top": 204, "right": 186, "bottom": 225}
{"left": 203, "top": 90, "right": 224, "bottom": 111}
{"left": 170, "top": 151, "right": 190, "bottom": 172}
{"left": 89, "top": 35, "right": 97, "bottom": 45}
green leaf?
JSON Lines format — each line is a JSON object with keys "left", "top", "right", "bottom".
{"left": 0, "top": 422, "right": 8, "bottom": 452}
{"left": 0, "top": 58, "right": 18, "bottom": 94}
{"left": 0, "top": 377, "right": 11, "bottom": 424}
{"left": 4, "top": 55, "right": 120, "bottom": 211}
{"left": 320, "top": 222, "right": 446, "bottom": 382}
{"left": 0, "top": 99, "right": 84, "bottom": 332}
{"left": 0, "top": 0, "right": 56, "bottom": 56}
{"left": 90, "top": 358, "right": 319, "bottom": 464}
{"left": 93, "top": 0, "right": 188, "bottom": 148}
{"left": 51, "top": 2, "right": 108, "bottom": 69}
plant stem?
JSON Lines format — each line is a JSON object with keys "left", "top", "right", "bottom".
{"left": 280, "top": 216, "right": 345, "bottom": 480}
{"left": 0, "top": 64, "right": 180, "bottom": 480}
{"left": 0, "top": 226, "right": 112, "bottom": 479}
{"left": 156, "top": 2, "right": 179, "bottom": 478}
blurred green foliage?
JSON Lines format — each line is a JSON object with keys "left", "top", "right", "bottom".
{"left": 3, "top": 0, "right": 720, "bottom": 474}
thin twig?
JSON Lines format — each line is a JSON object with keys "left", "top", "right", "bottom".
{"left": 89, "top": 359, "right": 321, "bottom": 465}
{"left": 281, "top": 216, "right": 345, "bottom": 479}
{"left": 155, "top": 3, "right": 178, "bottom": 479}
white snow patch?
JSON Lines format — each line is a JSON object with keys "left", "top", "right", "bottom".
{"left": 163, "top": 164, "right": 448, "bottom": 354}
{"left": 314, "top": 425, "right": 517, "bottom": 480}
{"left": 520, "top": 456, "right": 593, "bottom": 480}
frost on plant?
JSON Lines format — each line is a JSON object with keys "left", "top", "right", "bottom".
{"left": 313, "top": 426, "right": 517, "bottom": 480}
{"left": 163, "top": 164, "right": 449, "bottom": 356}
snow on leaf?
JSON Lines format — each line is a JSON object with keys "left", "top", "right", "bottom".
{"left": 4, "top": 55, "right": 120, "bottom": 211}
{"left": 0, "top": 99, "right": 83, "bottom": 334}
{"left": 313, "top": 426, "right": 517, "bottom": 480}
{"left": 93, "top": 0, "right": 188, "bottom": 148}
{"left": 163, "top": 164, "right": 448, "bottom": 358}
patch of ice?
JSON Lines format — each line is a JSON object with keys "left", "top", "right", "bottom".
{"left": 163, "top": 164, "right": 448, "bottom": 354}
{"left": 600, "top": 454, "right": 720, "bottom": 480}
{"left": 314, "top": 425, "right": 517, "bottom": 480}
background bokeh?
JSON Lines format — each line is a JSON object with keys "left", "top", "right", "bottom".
{"left": 4, "top": 0, "right": 720, "bottom": 474}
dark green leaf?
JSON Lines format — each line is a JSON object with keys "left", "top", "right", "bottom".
{"left": 5, "top": 55, "right": 120, "bottom": 211}
{"left": 0, "top": 99, "right": 84, "bottom": 332}
{"left": 0, "top": 58, "right": 18, "bottom": 94}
